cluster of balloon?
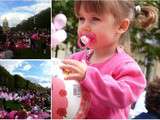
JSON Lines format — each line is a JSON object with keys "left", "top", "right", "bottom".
{"left": 52, "top": 59, "right": 91, "bottom": 119}
{"left": 51, "top": 13, "right": 67, "bottom": 47}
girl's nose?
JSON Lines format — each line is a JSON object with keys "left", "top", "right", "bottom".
{"left": 81, "top": 22, "right": 91, "bottom": 32}
{"left": 83, "top": 26, "right": 91, "bottom": 32}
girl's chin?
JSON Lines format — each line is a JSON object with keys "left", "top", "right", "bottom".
{"left": 87, "top": 43, "right": 96, "bottom": 49}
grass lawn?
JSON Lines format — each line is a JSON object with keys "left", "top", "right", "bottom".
{"left": 13, "top": 47, "right": 50, "bottom": 59}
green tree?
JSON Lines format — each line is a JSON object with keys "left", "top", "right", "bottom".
{"left": 14, "top": 74, "right": 27, "bottom": 89}
{"left": 131, "top": 0, "right": 160, "bottom": 80}
{"left": 0, "top": 65, "right": 15, "bottom": 90}
{"left": 52, "top": 0, "right": 78, "bottom": 52}
{"left": 0, "top": 65, "right": 48, "bottom": 92}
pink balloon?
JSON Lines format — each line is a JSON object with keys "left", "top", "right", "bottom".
{"left": 51, "top": 30, "right": 67, "bottom": 47}
{"left": 54, "top": 14, "right": 67, "bottom": 30}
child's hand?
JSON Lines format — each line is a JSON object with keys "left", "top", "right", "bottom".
{"left": 60, "top": 59, "right": 87, "bottom": 81}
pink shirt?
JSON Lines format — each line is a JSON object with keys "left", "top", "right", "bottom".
{"left": 70, "top": 47, "right": 146, "bottom": 119}
{"left": 31, "top": 33, "right": 38, "bottom": 40}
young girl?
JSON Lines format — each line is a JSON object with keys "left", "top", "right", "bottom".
{"left": 60, "top": 0, "right": 157, "bottom": 119}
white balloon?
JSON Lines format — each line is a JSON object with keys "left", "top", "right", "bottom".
{"left": 54, "top": 13, "right": 67, "bottom": 30}
{"left": 51, "top": 30, "right": 67, "bottom": 47}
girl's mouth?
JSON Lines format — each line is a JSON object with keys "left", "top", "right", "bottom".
{"left": 78, "top": 32, "right": 96, "bottom": 49}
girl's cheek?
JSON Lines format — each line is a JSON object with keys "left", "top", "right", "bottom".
{"left": 77, "top": 29, "right": 81, "bottom": 37}
{"left": 77, "top": 26, "right": 82, "bottom": 34}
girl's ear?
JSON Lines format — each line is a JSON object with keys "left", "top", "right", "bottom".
{"left": 117, "top": 18, "right": 130, "bottom": 34}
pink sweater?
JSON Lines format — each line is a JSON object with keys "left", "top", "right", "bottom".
{"left": 70, "top": 47, "right": 146, "bottom": 119}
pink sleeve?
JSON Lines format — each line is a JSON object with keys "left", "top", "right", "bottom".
{"left": 68, "top": 50, "right": 86, "bottom": 60}
{"left": 80, "top": 62, "right": 146, "bottom": 108}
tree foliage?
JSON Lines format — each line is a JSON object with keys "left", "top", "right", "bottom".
{"left": 14, "top": 74, "right": 26, "bottom": 89}
{"left": 52, "top": 0, "right": 78, "bottom": 47}
{"left": 131, "top": 0, "right": 160, "bottom": 60}
{"left": 0, "top": 65, "right": 15, "bottom": 90}
{"left": 0, "top": 65, "right": 47, "bottom": 91}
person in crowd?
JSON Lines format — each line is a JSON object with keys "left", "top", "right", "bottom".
{"left": 134, "top": 77, "right": 160, "bottom": 119}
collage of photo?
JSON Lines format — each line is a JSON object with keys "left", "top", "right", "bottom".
{"left": 0, "top": 0, "right": 51, "bottom": 119}
{"left": 1, "top": 0, "right": 160, "bottom": 119}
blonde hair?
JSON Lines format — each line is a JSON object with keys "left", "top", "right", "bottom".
{"left": 135, "top": 5, "right": 159, "bottom": 30}
{"left": 74, "top": 0, "right": 159, "bottom": 54}
{"left": 74, "top": 0, "right": 158, "bottom": 29}
{"left": 74, "top": 0, "right": 135, "bottom": 24}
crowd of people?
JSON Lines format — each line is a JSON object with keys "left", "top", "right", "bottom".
{"left": 0, "top": 86, "right": 50, "bottom": 119}
{"left": 0, "top": 26, "right": 50, "bottom": 59}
